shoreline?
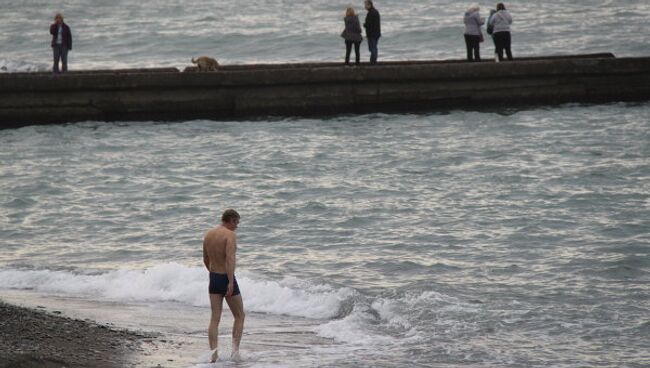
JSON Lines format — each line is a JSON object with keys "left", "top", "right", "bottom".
{"left": 0, "top": 300, "right": 154, "bottom": 368}
{"left": 0, "top": 289, "right": 340, "bottom": 367}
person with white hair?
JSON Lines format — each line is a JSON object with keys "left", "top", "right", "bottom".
{"left": 463, "top": 4, "right": 484, "bottom": 62}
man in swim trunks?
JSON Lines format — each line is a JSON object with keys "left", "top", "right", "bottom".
{"left": 203, "top": 209, "right": 245, "bottom": 362}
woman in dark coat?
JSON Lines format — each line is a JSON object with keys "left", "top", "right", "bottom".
{"left": 341, "top": 7, "right": 363, "bottom": 66}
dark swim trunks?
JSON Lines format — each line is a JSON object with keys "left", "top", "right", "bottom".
{"left": 209, "top": 272, "right": 241, "bottom": 296}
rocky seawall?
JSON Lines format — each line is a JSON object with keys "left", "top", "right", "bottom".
{"left": 1, "top": 53, "right": 649, "bottom": 128}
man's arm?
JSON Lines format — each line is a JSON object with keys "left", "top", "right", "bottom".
{"left": 66, "top": 25, "right": 72, "bottom": 50}
{"left": 202, "top": 236, "right": 210, "bottom": 271}
{"left": 225, "top": 233, "right": 237, "bottom": 297}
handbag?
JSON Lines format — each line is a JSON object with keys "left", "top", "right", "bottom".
{"left": 479, "top": 32, "right": 484, "bottom": 43}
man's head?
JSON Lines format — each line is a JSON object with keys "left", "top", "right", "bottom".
{"left": 496, "top": 3, "right": 506, "bottom": 11}
{"left": 54, "top": 13, "right": 63, "bottom": 24}
{"left": 364, "top": 1, "right": 373, "bottom": 10}
{"left": 221, "top": 209, "right": 240, "bottom": 230}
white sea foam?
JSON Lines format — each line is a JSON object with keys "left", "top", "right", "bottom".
{"left": 0, "top": 264, "right": 475, "bottom": 347}
{"left": 0, "top": 58, "right": 48, "bottom": 73}
{"left": 315, "top": 290, "right": 482, "bottom": 346}
{"left": 243, "top": 275, "right": 354, "bottom": 319}
{"left": 0, "top": 263, "right": 351, "bottom": 319}
{"left": 314, "top": 303, "right": 399, "bottom": 346}
{"left": 0, "top": 263, "right": 437, "bottom": 347}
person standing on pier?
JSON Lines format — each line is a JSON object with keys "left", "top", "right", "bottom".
{"left": 49, "top": 13, "right": 72, "bottom": 73}
{"left": 489, "top": 3, "right": 513, "bottom": 61}
{"left": 363, "top": 1, "right": 381, "bottom": 65}
{"left": 342, "top": 7, "right": 363, "bottom": 66}
{"left": 487, "top": 8, "right": 497, "bottom": 61}
{"left": 463, "top": 4, "right": 484, "bottom": 62}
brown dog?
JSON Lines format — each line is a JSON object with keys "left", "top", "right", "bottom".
{"left": 191, "top": 56, "right": 219, "bottom": 71}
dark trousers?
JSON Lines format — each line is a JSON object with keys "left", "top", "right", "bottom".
{"left": 493, "top": 31, "right": 513, "bottom": 61}
{"left": 464, "top": 34, "right": 481, "bottom": 62}
{"left": 367, "top": 37, "right": 379, "bottom": 64}
{"left": 345, "top": 41, "right": 361, "bottom": 65}
{"left": 52, "top": 44, "right": 69, "bottom": 73}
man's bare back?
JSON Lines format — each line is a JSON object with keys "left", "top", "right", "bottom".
{"left": 203, "top": 225, "right": 236, "bottom": 274}
{"left": 203, "top": 209, "right": 244, "bottom": 362}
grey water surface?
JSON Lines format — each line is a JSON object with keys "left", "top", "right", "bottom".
{"left": 1, "top": 1, "right": 649, "bottom": 367}
{"left": 2, "top": 105, "right": 649, "bottom": 367}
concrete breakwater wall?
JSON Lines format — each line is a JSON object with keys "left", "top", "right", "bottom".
{"left": 1, "top": 53, "right": 649, "bottom": 128}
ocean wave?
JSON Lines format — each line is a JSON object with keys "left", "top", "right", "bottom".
{"left": 0, "top": 263, "right": 355, "bottom": 319}
{"left": 0, "top": 263, "right": 470, "bottom": 348}
{"left": 0, "top": 58, "right": 48, "bottom": 73}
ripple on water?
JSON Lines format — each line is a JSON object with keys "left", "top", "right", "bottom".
{"left": 1, "top": 103, "right": 649, "bottom": 367}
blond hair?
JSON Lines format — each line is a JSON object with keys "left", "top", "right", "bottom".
{"left": 345, "top": 7, "right": 355, "bottom": 17}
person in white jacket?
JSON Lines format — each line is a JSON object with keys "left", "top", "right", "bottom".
{"left": 489, "top": 3, "right": 513, "bottom": 61}
{"left": 463, "top": 4, "right": 484, "bottom": 61}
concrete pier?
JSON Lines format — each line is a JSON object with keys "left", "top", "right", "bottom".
{"left": 1, "top": 53, "right": 649, "bottom": 128}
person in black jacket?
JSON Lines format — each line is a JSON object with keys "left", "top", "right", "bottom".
{"left": 363, "top": 1, "right": 381, "bottom": 65}
{"left": 49, "top": 13, "right": 72, "bottom": 73}
{"left": 341, "top": 7, "right": 363, "bottom": 66}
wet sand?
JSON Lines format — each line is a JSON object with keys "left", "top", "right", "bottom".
{"left": 0, "top": 300, "right": 152, "bottom": 368}
{"left": 1, "top": 290, "right": 339, "bottom": 367}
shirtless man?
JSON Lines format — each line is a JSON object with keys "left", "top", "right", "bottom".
{"left": 203, "top": 209, "right": 245, "bottom": 362}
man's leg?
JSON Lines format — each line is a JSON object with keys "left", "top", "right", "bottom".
{"left": 61, "top": 48, "right": 69, "bottom": 72}
{"left": 368, "top": 37, "right": 378, "bottom": 64}
{"left": 373, "top": 38, "right": 379, "bottom": 64}
{"left": 53, "top": 46, "right": 61, "bottom": 73}
{"left": 225, "top": 294, "right": 245, "bottom": 357}
{"left": 354, "top": 42, "right": 360, "bottom": 65}
{"left": 208, "top": 294, "right": 224, "bottom": 362}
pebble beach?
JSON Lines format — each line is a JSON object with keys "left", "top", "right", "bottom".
{"left": 0, "top": 301, "right": 148, "bottom": 368}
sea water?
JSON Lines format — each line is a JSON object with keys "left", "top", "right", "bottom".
{"left": 1, "top": 1, "right": 649, "bottom": 367}
{"left": 1, "top": 0, "right": 650, "bottom": 71}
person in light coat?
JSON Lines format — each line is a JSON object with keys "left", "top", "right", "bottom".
{"left": 489, "top": 3, "right": 513, "bottom": 61}
{"left": 463, "top": 4, "right": 484, "bottom": 62}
